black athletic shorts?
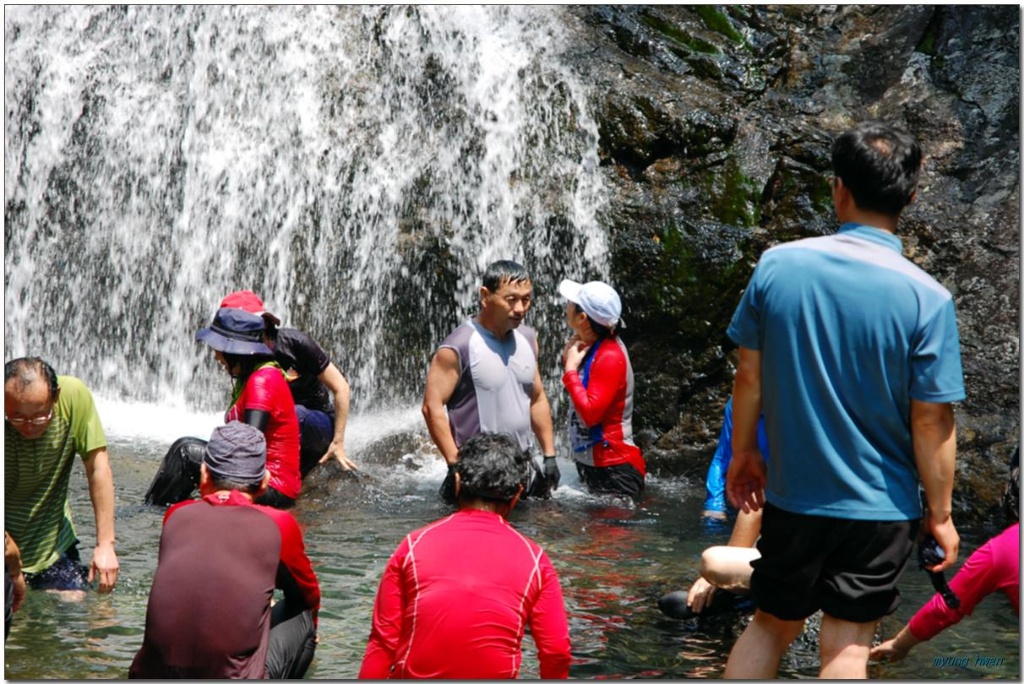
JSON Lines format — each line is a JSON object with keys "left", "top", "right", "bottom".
{"left": 750, "top": 503, "right": 919, "bottom": 623}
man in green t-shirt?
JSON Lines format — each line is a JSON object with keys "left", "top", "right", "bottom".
{"left": 4, "top": 357, "right": 119, "bottom": 601}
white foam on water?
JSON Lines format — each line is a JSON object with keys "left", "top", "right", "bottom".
{"left": 95, "top": 394, "right": 425, "bottom": 452}
{"left": 94, "top": 395, "right": 223, "bottom": 444}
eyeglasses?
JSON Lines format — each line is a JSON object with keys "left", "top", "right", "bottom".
{"left": 5, "top": 408, "right": 54, "bottom": 426}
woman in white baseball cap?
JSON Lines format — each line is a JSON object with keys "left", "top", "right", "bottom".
{"left": 558, "top": 279, "right": 646, "bottom": 500}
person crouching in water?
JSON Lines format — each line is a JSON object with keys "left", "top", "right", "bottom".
{"left": 130, "top": 422, "right": 320, "bottom": 679}
{"left": 359, "top": 432, "right": 572, "bottom": 679}
{"left": 144, "top": 307, "right": 302, "bottom": 509}
{"left": 559, "top": 279, "right": 646, "bottom": 500}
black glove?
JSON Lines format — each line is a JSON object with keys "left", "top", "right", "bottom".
{"left": 439, "top": 463, "right": 458, "bottom": 504}
{"left": 543, "top": 456, "right": 561, "bottom": 492}
{"left": 918, "top": 535, "right": 960, "bottom": 609}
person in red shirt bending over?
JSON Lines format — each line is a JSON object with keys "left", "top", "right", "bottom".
{"left": 559, "top": 279, "right": 646, "bottom": 500}
{"left": 359, "top": 432, "right": 572, "bottom": 679}
{"left": 130, "top": 422, "right": 320, "bottom": 679}
{"left": 145, "top": 307, "right": 302, "bottom": 509}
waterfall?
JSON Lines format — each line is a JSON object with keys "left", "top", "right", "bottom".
{"left": 4, "top": 5, "right": 608, "bottom": 416}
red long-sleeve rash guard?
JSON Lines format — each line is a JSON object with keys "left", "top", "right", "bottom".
{"left": 359, "top": 509, "right": 572, "bottom": 679}
{"left": 561, "top": 337, "right": 645, "bottom": 476}
{"left": 908, "top": 522, "right": 1019, "bottom": 641}
{"left": 225, "top": 365, "right": 302, "bottom": 499}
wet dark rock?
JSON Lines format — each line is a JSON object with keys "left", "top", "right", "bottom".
{"left": 564, "top": 6, "right": 1020, "bottom": 527}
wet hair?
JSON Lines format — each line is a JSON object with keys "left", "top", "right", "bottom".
{"left": 4, "top": 357, "right": 59, "bottom": 399}
{"left": 1003, "top": 445, "right": 1019, "bottom": 524}
{"left": 481, "top": 260, "right": 531, "bottom": 293}
{"left": 456, "top": 432, "right": 529, "bottom": 503}
{"left": 831, "top": 121, "right": 922, "bottom": 217}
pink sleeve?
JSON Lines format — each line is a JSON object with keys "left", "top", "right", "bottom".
{"left": 359, "top": 539, "right": 410, "bottom": 679}
{"left": 529, "top": 554, "right": 572, "bottom": 679}
{"left": 561, "top": 347, "right": 625, "bottom": 427}
{"left": 908, "top": 537, "right": 999, "bottom": 641}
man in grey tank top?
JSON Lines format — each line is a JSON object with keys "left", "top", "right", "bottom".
{"left": 422, "top": 260, "right": 560, "bottom": 501}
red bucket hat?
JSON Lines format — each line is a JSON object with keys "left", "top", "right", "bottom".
{"left": 219, "top": 290, "right": 281, "bottom": 327}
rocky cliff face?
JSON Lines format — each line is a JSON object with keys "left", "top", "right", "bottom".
{"left": 563, "top": 5, "right": 1019, "bottom": 526}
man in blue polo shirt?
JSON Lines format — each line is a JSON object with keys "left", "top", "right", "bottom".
{"left": 722, "top": 121, "right": 964, "bottom": 679}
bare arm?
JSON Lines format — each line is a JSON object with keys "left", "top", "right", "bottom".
{"left": 726, "top": 508, "right": 762, "bottom": 547}
{"left": 422, "top": 348, "right": 462, "bottom": 465}
{"left": 5, "top": 531, "right": 25, "bottom": 613}
{"left": 869, "top": 624, "right": 922, "bottom": 662}
{"left": 317, "top": 362, "right": 357, "bottom": 470}
{"left": 726, "top": 347, "right": 767, "bottom": 513}
{"left": 530, "top": 366, "right": 556, "bottom": 457}
{"left": 688, "top": 508, "right": 762, "bottom": 612}
{"left": 911, "top": 399, "right": 959, "bottom": 571}
{"left": 83, "top": 447, "right": 120, "bottom": 592}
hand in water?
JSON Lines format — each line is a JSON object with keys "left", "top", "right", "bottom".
{"left": 543, "top": 456, "right": 561, "bottom": 491}
{"left": 869, "top": 637, "right": 912, "bottom": 663}
{"left": 89, "top": 542, "right": 120, "bottom": 593}
{"left": 686, "top": 576, "right": 717, "bottom": 614}
{"left": 319, "top": 441, "right": 358, "bottom": 471}
{"left": 439, "top": 463, "right": 458, "bottom": 504}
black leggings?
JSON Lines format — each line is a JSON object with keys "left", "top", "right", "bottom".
{"left": 144, "top": 437, "right": 296, "bottom": 510}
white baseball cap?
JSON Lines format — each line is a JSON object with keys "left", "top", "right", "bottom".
{"left": 559, "top": 279, "right": 624, "bottom": 330}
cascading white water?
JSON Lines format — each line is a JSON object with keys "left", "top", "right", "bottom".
{"left": 4, "top": 5, "right": 608, "bottom": 416}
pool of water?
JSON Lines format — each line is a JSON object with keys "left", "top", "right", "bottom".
{"left": 3, "top": 406, "right": 1019, "bottom": 679}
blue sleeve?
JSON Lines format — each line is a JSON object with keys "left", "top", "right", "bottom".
{"left": 727, "top": 266, "right": 763, "bottom": 351}
{"left": 757, "top": 415, "right": 770, "bottom": 463}
{"left": 703, "top": 401, "right": 734, "bottom": 512}
{"left": 910, "top": 299, "right": 965, "bottom": 403}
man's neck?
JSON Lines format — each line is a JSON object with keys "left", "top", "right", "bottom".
{"left": 838, "top": 207, "right": 900, "bottom": 234}
{"left": 458, "top": 499, "right": 512, "bottom": 518}
{"left": 474, "top": 314, "right": 510, "bottom": 339}
{"left": 202, "top": 488, "right": 255, "bottom": 503}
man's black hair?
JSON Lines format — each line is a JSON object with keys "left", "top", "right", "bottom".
{"left": 4, "top": 357, "right": 60, "bottom": 399}
{"left": 831, "top": 121, "right": 922, "bottom": 217}
{"left": 456, "top": 432, "right": 529, "bottom": 503}
{"left": 206, "top": 475, "right": 263, "bottom": 495}
{"left": 481, "top": 260, "right": 531, "bottom": 293}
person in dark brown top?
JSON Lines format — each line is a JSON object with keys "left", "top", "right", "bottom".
{"left": 130, "top": 422, "right": 320, "bottom": 679}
